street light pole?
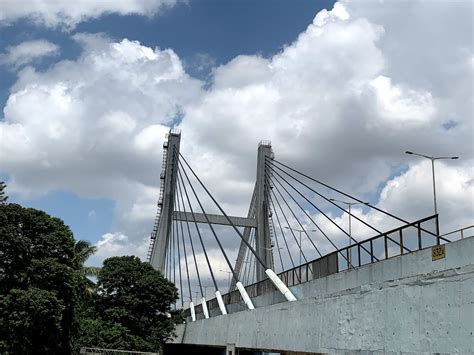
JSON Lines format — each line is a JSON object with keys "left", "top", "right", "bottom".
{"left": 405, "top": 151, "right": 458, "bottom": 215}
{"left": 219, "top": 269, "right": 232, "bottom": 291}
{"left": 284, "top": 227, "right": 317, "bottom": 266}
{"left": 330, "top": 199, "right": 369, "bottom": 268}
{"left": 431, "top": 159, "right": 437, "bottom": 215}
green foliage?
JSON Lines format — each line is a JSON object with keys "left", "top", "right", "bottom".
{"left": 0, "top": 203, "right": 76, "bottom": 353}
{"left": 0, "top": 288, "right": 65, "bottom": 353}
{"left": 77, "top": 256, "right": 180, "bottom": 351}
{"left": 73, "top": 240, "right": 97, "bottom": 269}
{"left": 73, "top": 239, "right": 100, "bottom": 295}
{"left": 76, "top": 318, "right": 149, "bottom": 351}
{"left": 0, "top": 203, "right": 180, "bottom": 353}
{"left": 0, "top": 203, "right": 75, "bottom": 292}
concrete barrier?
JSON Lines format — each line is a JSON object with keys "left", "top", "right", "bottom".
{"left": 171, "top": 236, "right": 474, "bottom": 354}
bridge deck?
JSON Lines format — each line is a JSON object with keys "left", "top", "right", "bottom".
{"left": 171, "top": 236, "right": 474, "bottom": 354}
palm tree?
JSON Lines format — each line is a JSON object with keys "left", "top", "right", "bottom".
{"left": 73, "top": 240, "right": 100, "bottom": 293}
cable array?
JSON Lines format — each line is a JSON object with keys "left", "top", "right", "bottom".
{"left": 156, "top": 149, "right": 440, "bottom": 320}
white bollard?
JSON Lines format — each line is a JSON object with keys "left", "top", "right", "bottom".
{"left": 215, "top": 290, "right": 228, "bottom": 315}
{"left": 201, "top": 297, "right": 210, "bottom": 319}
{"left": 190, "top": 301, "right": 196, "bottom": 321}
{"left": 236, "top": 281, "right": 255, "bottom": 310}
{"left": 265, "top": 269, "right": 297, "bottom": 301}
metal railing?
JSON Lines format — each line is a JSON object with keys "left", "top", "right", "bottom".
{"left": 336, "top": 214, "right": 441, "bottom": 272}
{"left": 188, "top": 215, "right": 450, "bottom": 317}
{"left": 440, "top": 225, "right": 473, "bottom": 241}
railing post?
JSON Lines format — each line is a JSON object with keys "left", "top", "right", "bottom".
{"left": 417, "top": 222, "right": 422, "bottom": 250}
{"left": 436, "top": 215, "right": 440, "bottom": 245}
{"left": 358, "top": 244, "right": 361, "bottom": 266}
{"left": 370, "top": 240, "right": 374, "bottom": 263}
{"left": 399, "top": 230, "right": 403, "bottom": 255}
{"left": 346, "top": 248, "right": 349, "bottom": 270}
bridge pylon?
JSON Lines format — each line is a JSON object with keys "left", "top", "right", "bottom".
{"left": 149, "top": 130, "right": 181, "bottom": 272}
{"left": 251, "top": 142, "right": 274, "bottom": 282}
{"left": 148, "top": 132, "right": 275, "bottom": 287}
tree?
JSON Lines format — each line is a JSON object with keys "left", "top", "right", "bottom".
{"left": 0, "top": 181, "right": 7, "bottom": 205}
{"left": 0, "top": 288, "right": 65, "bottom": 353}
{"left": 0, "top": 203, "right": 77, "bottom": 353}
{"left": 77, "top": 256, "right": 180, "bottom": 352}
{"left": 73, "top": 239, "right": 100, "bottom": 294}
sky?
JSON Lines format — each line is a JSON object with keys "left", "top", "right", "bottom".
{"left": 0, "top": 0, "right": 473, "bottom": 292}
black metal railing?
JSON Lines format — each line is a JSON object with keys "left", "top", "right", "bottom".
{"left": 188, "top": 214, "right": 451, "bottom": 317}
{"left": 336, "top": 214, "right": 443, "bottom": 271}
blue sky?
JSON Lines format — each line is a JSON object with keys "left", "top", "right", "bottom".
{"left": 0, "top": 1, "right": 334, "bottom": 106}
{"left": 0, "top": 0, "right": 335, "bottom": 247}
{"left": 0, "top": 0, "right": 472, "bottom": 269}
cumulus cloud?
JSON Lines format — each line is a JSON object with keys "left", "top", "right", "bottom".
{"left": 1, "top": 1, "right": 472, "bottom": 272}
{"left": 310, "top": 160, "right": 473, "bottom": 248}
{"left": 0, "top": 39, "right": 59, "bottom": 69}
{"left": 89, "top": 232, "right": 149, "bottom": 266}
{"left": 0, "top": 0, "right": 180, "bottom": 29}
{"left": 0, "top": 33, "right": 202, "bottom": 254}
{"left": 1, "top": 33, "right": 201, "bottom": 196}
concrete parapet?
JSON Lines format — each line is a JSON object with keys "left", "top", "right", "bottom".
{"left": 171, "top": 236, "right": 474, "bottom": 354}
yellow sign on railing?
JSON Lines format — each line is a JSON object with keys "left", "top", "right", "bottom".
{"left": 432, "top": 245, "right": 445, "bottom": 261}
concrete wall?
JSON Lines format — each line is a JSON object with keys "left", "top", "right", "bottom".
{"left": 172, "top": 237, "right": 474, "bottom": 354}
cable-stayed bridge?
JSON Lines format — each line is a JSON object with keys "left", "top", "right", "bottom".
{"left": 147, "top": 130, "right": 473, "bottom": 354}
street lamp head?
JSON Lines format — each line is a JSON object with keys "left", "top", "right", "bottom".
{"left": 405, "top": 151, "right": 413, "bottom": 155}
{"left": 451, "top": 156, "right": 459, "bottom": 160}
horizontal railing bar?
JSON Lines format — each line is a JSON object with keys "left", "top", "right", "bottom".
{"left": 440, "top": 225, "right": 474, "bottom": 237}
{"left": 338, "top": 215, "right": 449, "bottom": 252}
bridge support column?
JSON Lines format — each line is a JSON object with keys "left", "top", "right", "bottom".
{"left": 150, "top": 130, "right": 181, "bottom": 272}
{"left": 255, "top": 142, "right": 273, "bottom": 282}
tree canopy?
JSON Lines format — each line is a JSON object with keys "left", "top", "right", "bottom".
{"left": 0, "top": 203, "right": 77, "bottom": 353}
{"left": 0, "top": 201, "right": 180, "bottom": 353}
{"left": 77, "top": 256, "right": 180, "bottom": 351}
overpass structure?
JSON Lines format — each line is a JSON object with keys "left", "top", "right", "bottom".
{"left": 169, "top": 234, "right": 473, "bottom": 354}
{"left": 146, "top": 131, "right": 473, "bottom": 354}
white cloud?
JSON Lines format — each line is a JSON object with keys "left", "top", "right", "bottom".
{"left": 0, "top": 39, "right": 59, "bottom": 68}
{"left": 0, "top": 33, "right": 202, "bottom": 258}
{"left": 1, "top": 1, "right": 472, "bottom": 271}
{"left": 374, "top": 160, "right": 474, "bottom": 234}
{"left": 309, "top": 160, "right": 473, "bottom": 247}
{"left": 89, "top": 232, "right": 149, "bottom": 266}
{"left": 0, "top": 0, "right": 180, "bottom": 29}
{"left": 369, "top": 75, "right": 435, "bottom": 125}
{"left": 1, "top": 33, "right": 202, "bottom": 198}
